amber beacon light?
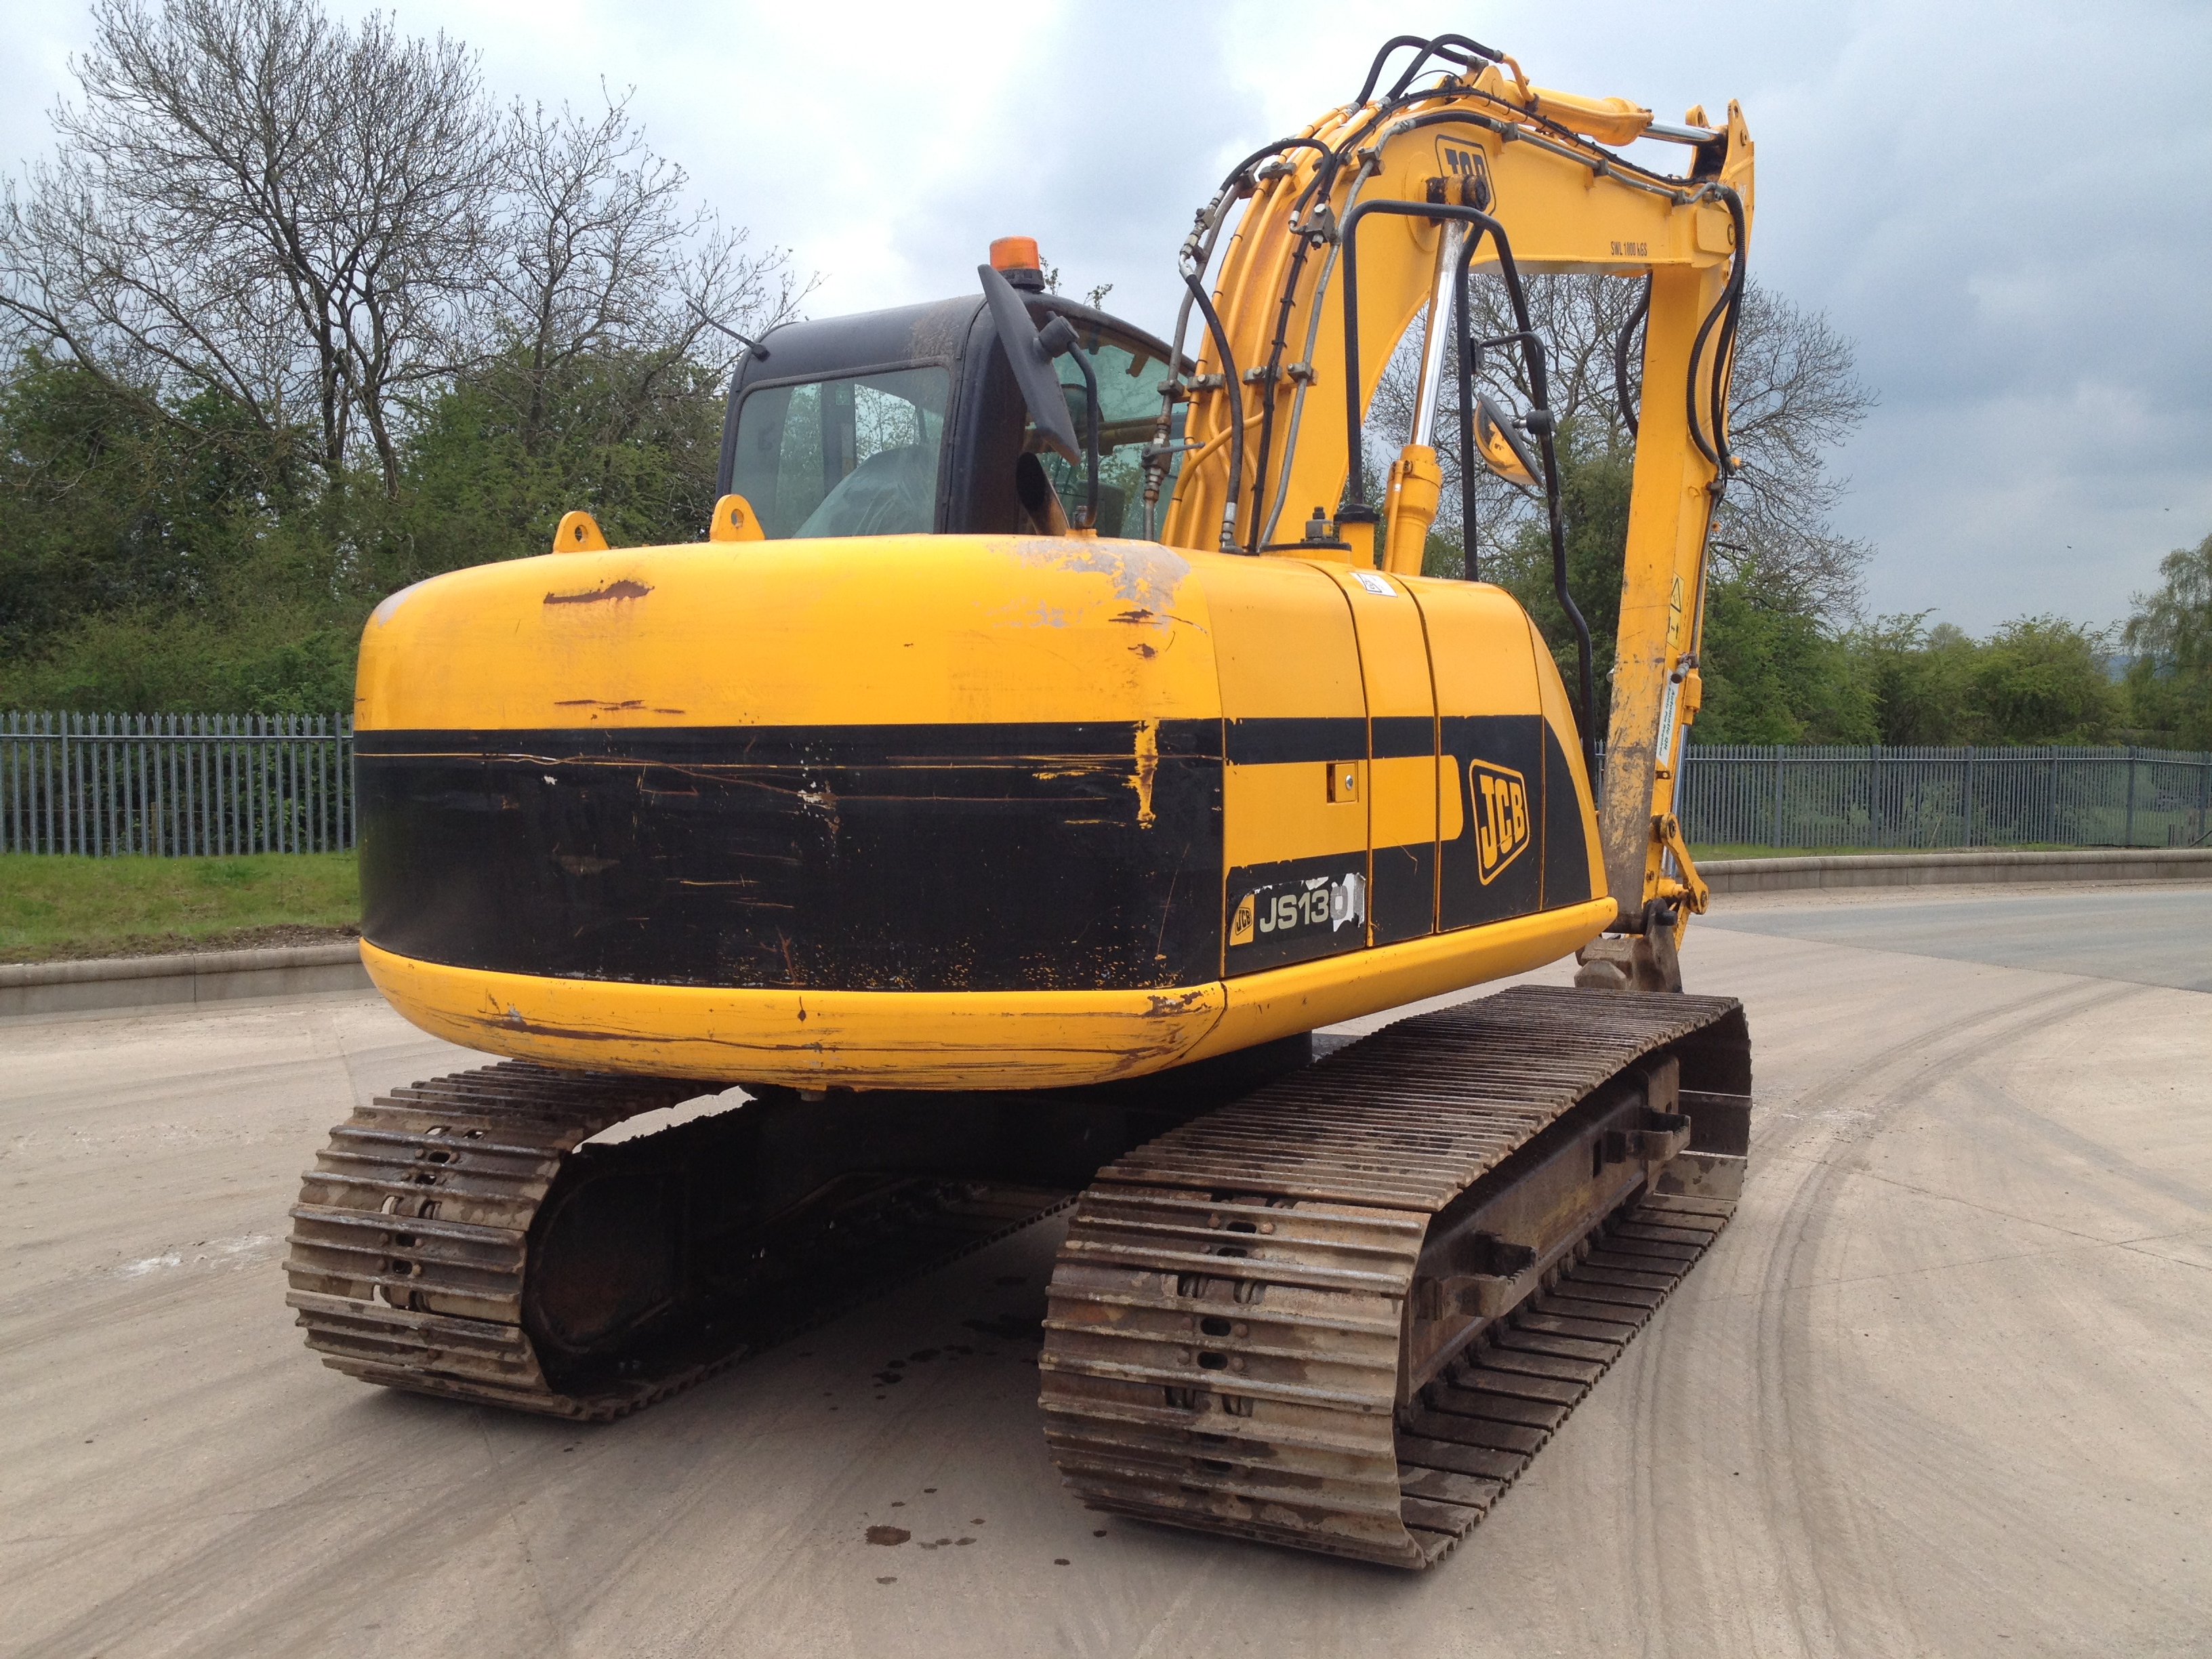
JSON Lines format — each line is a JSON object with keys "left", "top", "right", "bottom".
{"left": 989, "top": 234, "right": 1046, "bottom": 290}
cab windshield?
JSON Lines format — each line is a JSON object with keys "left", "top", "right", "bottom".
{"left": 730, "top": 365, "right": 949, "bottom": 538}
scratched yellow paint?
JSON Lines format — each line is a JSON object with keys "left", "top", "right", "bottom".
{"left": 358, "top": 535, "right": 1219, "bottom": 732}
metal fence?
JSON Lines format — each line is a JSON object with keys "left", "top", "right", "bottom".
{"left": 0, "top": 712, "right": 354, "bottom": 856}
{"left": 3, "top": 714, "right": 2208, "bottom": 857}
{"left": 1676, "top": 745, "right": 2212, "bottom": 850}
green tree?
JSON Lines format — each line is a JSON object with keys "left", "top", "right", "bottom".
{"left": 0, "top": 341, "right": 731, "bottom": 711}
{"left": 2123, "top": 531, "right": 2212, "bottom": 748}
{"left": 1479, "top": 435, "right": 1633, "bottom": 730}
{"left": 1459, "top": 431, "right": 1871, "bottom": 744}
{"left": 0, "top": 354, "right": 302, "bottom": 649}
{"left": 1970, "top": 617, "right": 2117, "bottom": 743}
{"left": 1851, "top": 615, "right": 1980, "bottom": 744}
{"left": 0, "top": 0, "right": 803, "bottom": 714}
{"left": 1845, "top": 613, "right": 2116, "bottom": 745}
{"left": 1694, "top": 576, "right": 1875, "bottom": 743}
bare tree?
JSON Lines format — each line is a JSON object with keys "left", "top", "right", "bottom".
{"left": 468, "top": 92, "right": 811, "bottom": 455}
{"left": 1706, "top": 283, "right": 1877, "bottom": 617}
{"left": 0, "top": 0, "right": 497, "bottom": 492}
{"left": 1369, "top": 274, "right": 1875, "bottom": 620}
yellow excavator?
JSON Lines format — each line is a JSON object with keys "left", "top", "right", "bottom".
{"left": 287, "top": 34, "right": 1756, "bottom": 1568}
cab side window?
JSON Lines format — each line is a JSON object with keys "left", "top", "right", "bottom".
{"left": 731, "top": 366, "right": 950, "bottom": 537}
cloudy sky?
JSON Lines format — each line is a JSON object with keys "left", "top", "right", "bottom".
{"left": 5, "top": 0, "right": 2207, "bottom": 632}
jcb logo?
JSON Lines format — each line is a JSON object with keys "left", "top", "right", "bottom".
{"left": 1471, "top": 760, "right": 1532, "bottom": 884}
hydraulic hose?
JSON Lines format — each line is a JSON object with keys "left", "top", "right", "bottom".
{"left": 1614, "top": 273, "right": 1652, "bottom": 438}
{"left": 1214, "top": 137, "right": 1334, "bottom": 197}
{"left": 1147, "top": 136, "right": 1335, "bottom": 544}
{"left": 1339, "top": 199, "right": 1597, "bottom": 777}
{"left": 1684, "top": 185, "right": 1748, "bottom": 482}
{"left": 1355, "top": 33, "right": 1500, "bottom": 107}
{"left": 1460, "top": 225, "right": 1599, "bottom": 783}
{"left": 1184, "top": 270, "right": 1249, "bottom": 552}
{"left": 1455, "top": 269, "right": 1479, "bottom": 581}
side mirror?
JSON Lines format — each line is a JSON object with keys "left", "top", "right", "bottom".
{"left": 978, "top": 264, "right": 1081, "bottom": 464}
{"left": 979, "top": 264, "right": 1103, "bottom": 531}
{"left": 1474, "top": 394, "right": 1545, "bottom": 491}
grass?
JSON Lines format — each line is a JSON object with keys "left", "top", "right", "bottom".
{"left": 0, "top": 851, "right": 359, "bottom": 964}
{"left": 1690, "top": 842, "right": 2083, "bottom": 861}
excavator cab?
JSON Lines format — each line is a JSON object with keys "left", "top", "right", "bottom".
{"left": 716, "top": 276, "right": 1179, "bottom": 541}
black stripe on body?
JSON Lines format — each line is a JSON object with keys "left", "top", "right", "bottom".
{"left": 1370, "top": 715, "right": 1436, "bottom": 760}
{"left": 1538, "top": 723, "right": 1596, "bottom": 909}
{"left": 358, "top": 720, "right": 1223, "bottom": 994}
{"left": 358, "top": 718, "right": 1225, "bottom": 763}
{"left": 1370, "top": 839, "right": 1437, "bottom": 944}
{"left": 1224, "top": 716, "right": 1366, "bottom": 766}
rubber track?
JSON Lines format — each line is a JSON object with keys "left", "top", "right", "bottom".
{"left": 285, "top": 1061, "right": 1069, "bottom": 1420}
{"left": 1038, "top": 984, "right": 1744, "bottom": 1568}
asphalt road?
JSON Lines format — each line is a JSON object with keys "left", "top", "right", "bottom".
{"left": 3, "top": 885, "right": 2207, "bottom": 1658}
{"left": 1701, "top": 880, "right": 2212, "bottom": 992}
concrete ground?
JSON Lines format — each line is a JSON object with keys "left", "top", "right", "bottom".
{"left": 3, "top": 886, "right": 2207, "bottom": 1658}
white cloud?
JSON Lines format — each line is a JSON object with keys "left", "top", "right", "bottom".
{"left": 3, "top": 0, "right": 2206, "bottom": 631}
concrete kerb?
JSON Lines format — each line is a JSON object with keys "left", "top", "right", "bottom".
{"left": 0, "top": 942, "right": 370, "bottom": 1020}
{"left": 7, "top": 848, "right": 2209, "bottom": 1018}
{"left": 1700, "top": 846, "right": 2212, "bottom": 895}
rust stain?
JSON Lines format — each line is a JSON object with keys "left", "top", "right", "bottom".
{"left": 1128, "top": 642, "right": 1158, "bottom": 659}
{"left": 865, "top": 1526, "right": 911, "bottom": 1547}
{"left": 1143, "top": 989, "right": 1210, "bottom": 1018}
{"left": 484, "top": 1009, "right": 651, "bottom": 1044}
{"left": 1129, "top": 719, "right": 1159, "bottom": 829}
{"left": 544, "top": 578, "right": 651, "bottom": 607}
{"left": 1111, "top": 604, "right": 1204, "bottom": 633}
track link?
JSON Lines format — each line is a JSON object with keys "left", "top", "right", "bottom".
{"left": 285, "top": 1062, "right": 1069, "bottom": 1419}
{"left": 1038, "top": 985, "right": 1749, "bottom": 1568}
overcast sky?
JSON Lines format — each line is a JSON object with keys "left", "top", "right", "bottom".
{"left": 5, "top": 0, "right": 2207, "bottom": 633}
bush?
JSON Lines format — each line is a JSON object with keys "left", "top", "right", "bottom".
{"left": 0, "top": 347, "right": 725, "bottom": 712}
